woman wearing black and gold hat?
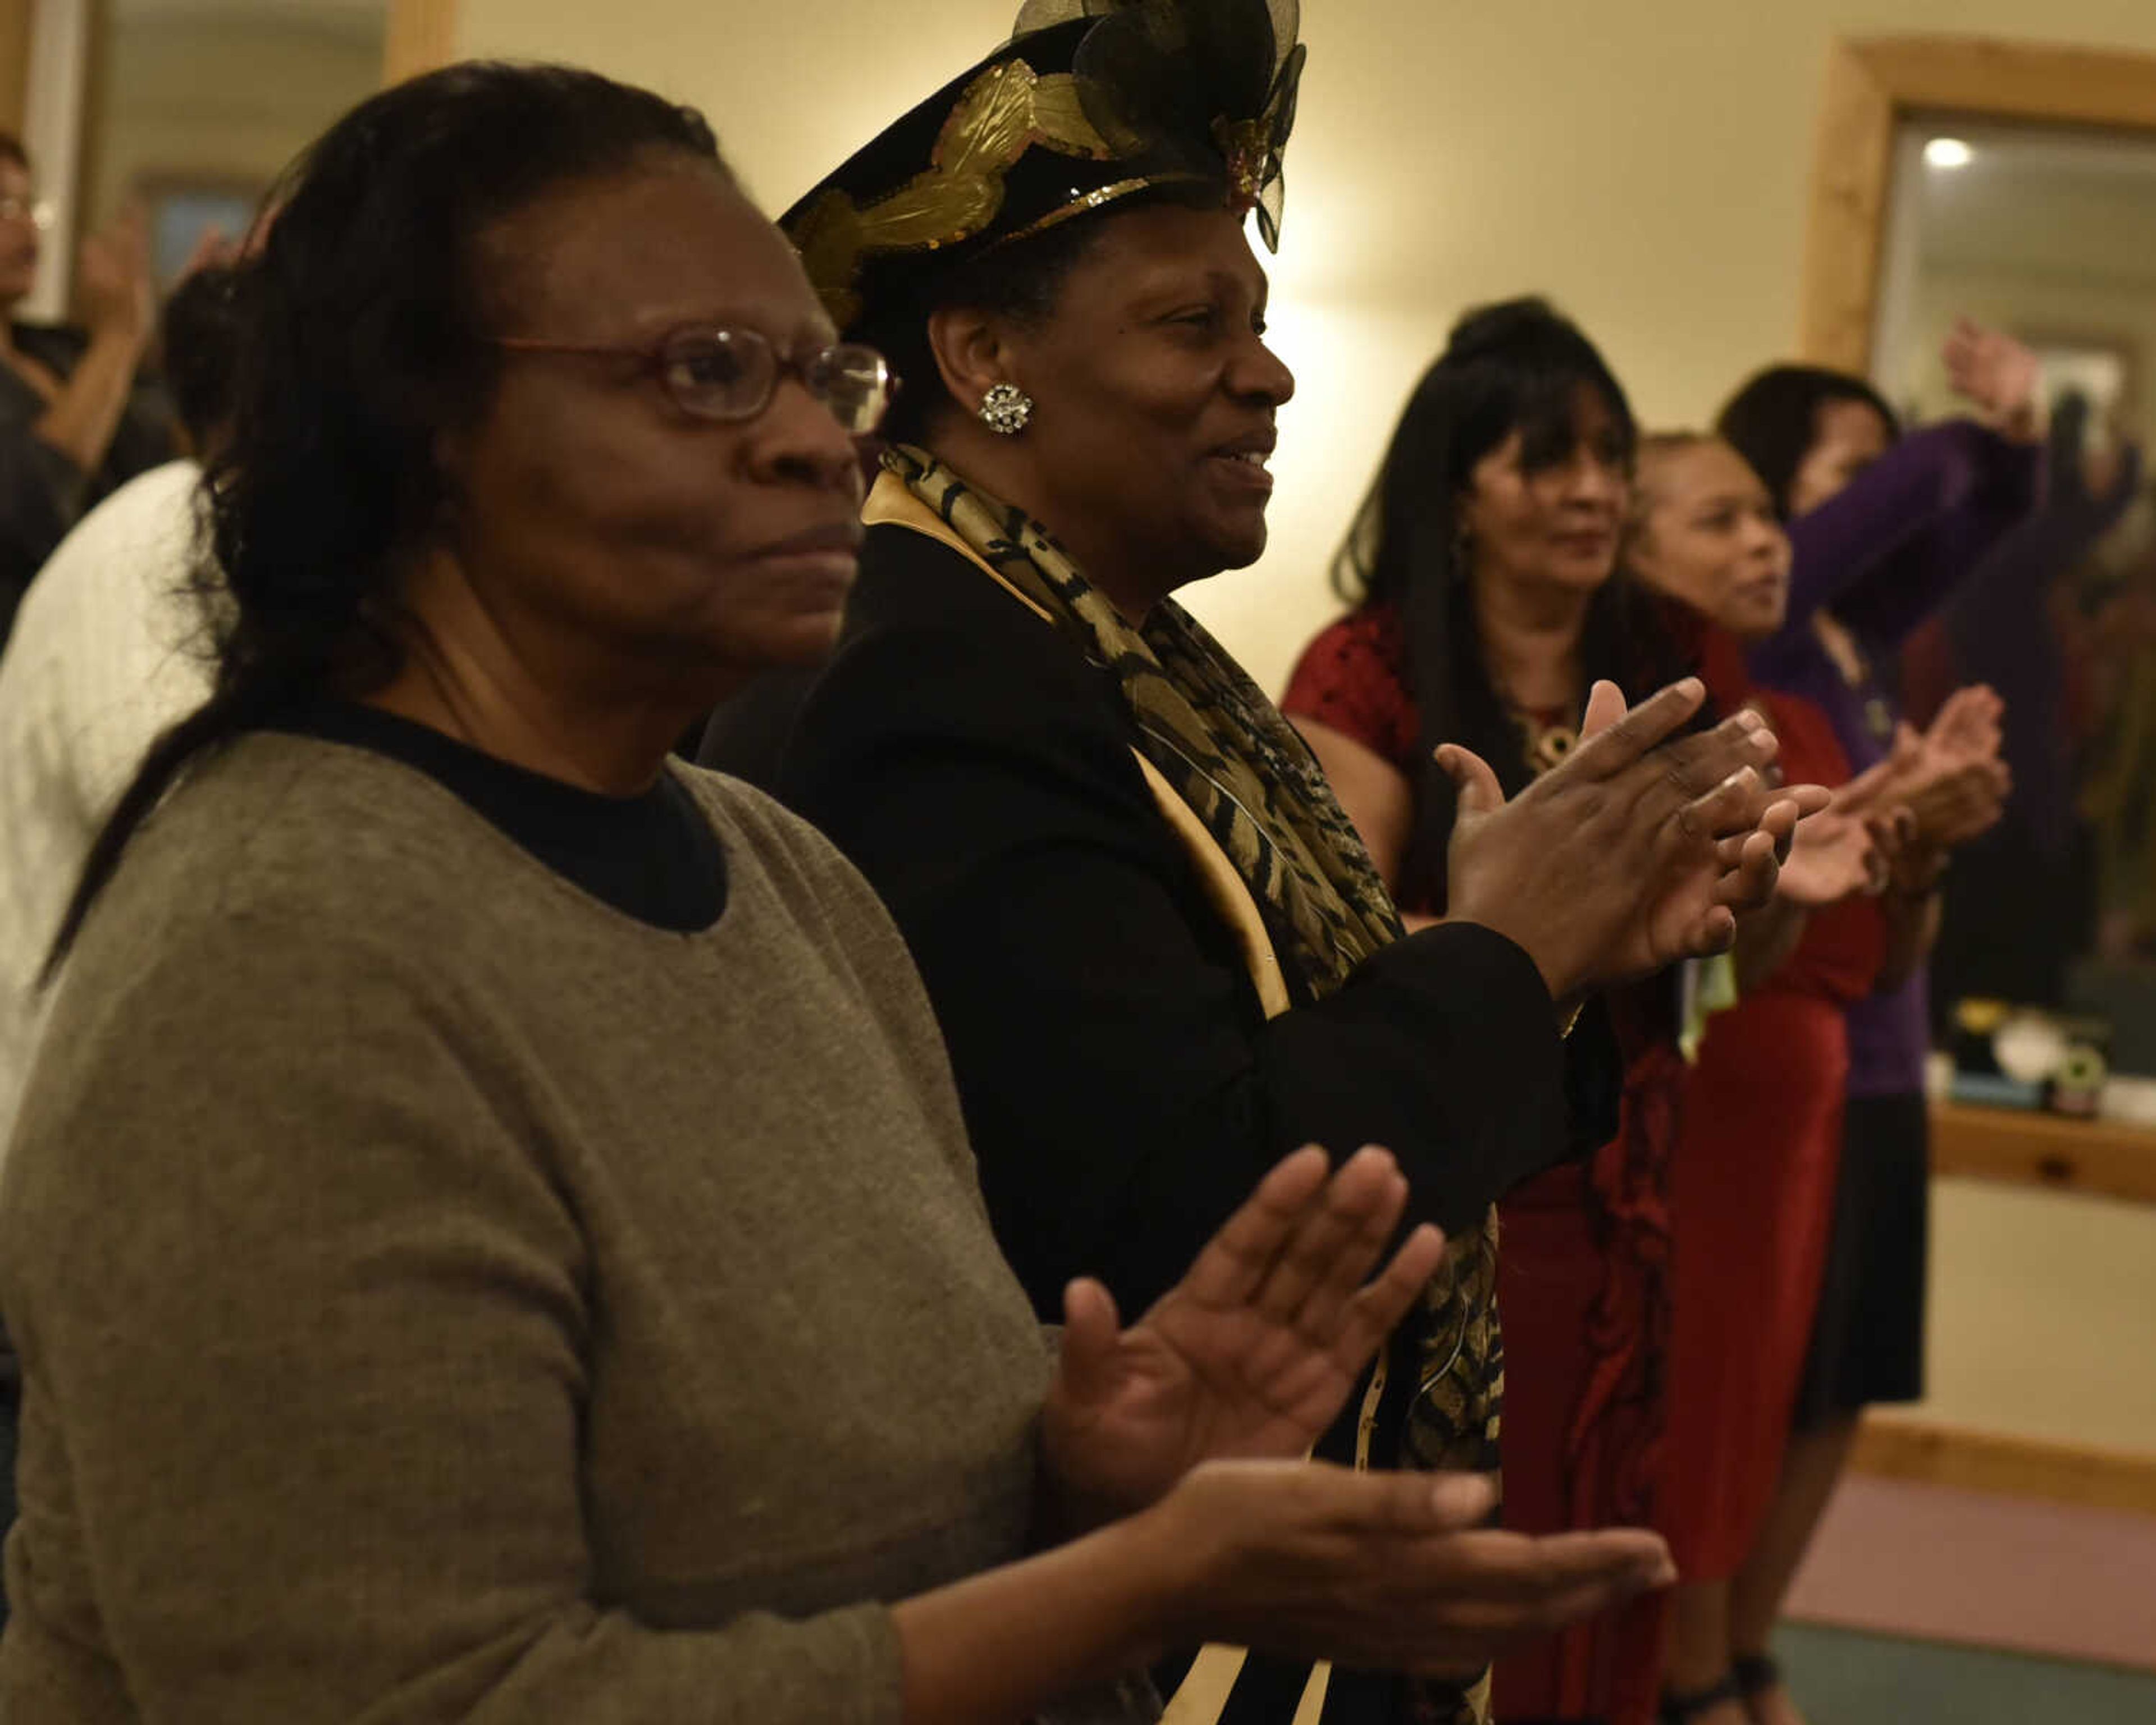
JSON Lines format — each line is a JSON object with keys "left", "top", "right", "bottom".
{"left": 704, "top": 4, "right": 1816, "bottom": 1723}
{"left": 0, "top": 50, "right": 1693, "bottom": 1725}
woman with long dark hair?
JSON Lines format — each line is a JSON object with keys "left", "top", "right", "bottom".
{"left": 1286, "top": 299, "right": 1679, "bottom": 912}
{"left": 1282, "top": 300, "right": 1787, "bottom": 1725}
{"left": 0, "top": 61, "right": 1694, "bottom": 1721}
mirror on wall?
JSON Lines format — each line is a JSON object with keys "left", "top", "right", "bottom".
{"left": 1875, "top": 121, "right": 2156, "bottom": 454}
{"left": 1872, "top": 117, "right": 2156, "bottom": 1078}
{"left": 78, "top": 0, "right": 387, "bottom": 279}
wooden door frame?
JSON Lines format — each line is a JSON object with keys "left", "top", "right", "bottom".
{"left": 1800, "top": 34, "right": 2156, "bottom": 372}
{"left": 384, "top": 0, "right": 458, "bottom": 84}
{"left": 0, "top": 0, "right": 30, "bottom": 136}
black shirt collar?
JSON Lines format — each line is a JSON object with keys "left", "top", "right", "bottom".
{"left": 267, "top": 701, "right": 726, "bottom": 933}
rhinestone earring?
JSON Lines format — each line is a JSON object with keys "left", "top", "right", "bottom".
{"left": 978, "top": 382, "right": 1034, "bottom": 436}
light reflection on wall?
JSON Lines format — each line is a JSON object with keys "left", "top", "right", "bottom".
{"left": 1179, "top": 286, "right": 1450, "bottom": 697}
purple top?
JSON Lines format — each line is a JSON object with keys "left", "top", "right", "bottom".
{"left": 1748, "top": 419, "right": 2043, "bottom": 1097}
{"left": 1943, "top": 425, "right": 2141, "bottom": 857}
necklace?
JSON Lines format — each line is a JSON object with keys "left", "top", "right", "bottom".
{"left": 1508, "top": 700, "right": 1579, "bottom": 777}
{"left": 1481, "top": 616, "right": 1583, "bottom": 777}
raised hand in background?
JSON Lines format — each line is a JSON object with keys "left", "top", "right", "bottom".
{"left": 1943, "top": 317, "right": 2044, "bottom": 444}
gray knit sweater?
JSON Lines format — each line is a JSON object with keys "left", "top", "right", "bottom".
{"left": 0, "top": 732, "right": 1061, "bottom": 1723}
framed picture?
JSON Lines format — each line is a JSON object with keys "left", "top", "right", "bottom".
{"left": 134, "top": 174, "right": 265, "bottom": 289}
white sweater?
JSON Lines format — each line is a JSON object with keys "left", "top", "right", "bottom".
{"left": 0, "top": 459, "right": 212, "bottom": 1144}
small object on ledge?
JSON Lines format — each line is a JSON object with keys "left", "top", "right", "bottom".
{"left": 1949, "top": 1070, "right": 2047, "bottom": 1110}
{"left": 2099, "top": 1073, "right": 2156, "bottom": 1128}
{"left": 1946, "top": 997, "right": 2112, "bottom": 1116}
{"left": 2051, "top": 1042, "right": 2108, "bottom": 1119}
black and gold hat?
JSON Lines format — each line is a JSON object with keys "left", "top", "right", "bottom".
{"left": 785, "top": 0, "right": 1304, "bottom": 337}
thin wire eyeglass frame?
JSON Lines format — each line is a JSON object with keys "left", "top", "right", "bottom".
{"left": 492, "top": 326, "right": 893, "bottom": 435}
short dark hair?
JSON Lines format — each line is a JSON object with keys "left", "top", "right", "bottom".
{"left": 158, "top": 264, "right": 244, "bottom": 450}
{"left": 1715, "top": 365, "right": 1899, "bottom": 519}
{"left": 49, "top": 61, "right": 725, "bottom": 974}
{"left": 865, "top": 182, "right": 1223, "bottom": 445}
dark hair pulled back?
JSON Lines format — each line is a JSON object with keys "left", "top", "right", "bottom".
{"left": 1331, "top": 296, "right": 1682, "bottom": 911}
{"left": 1715, "top": 364, "right": 1899, "bottom": 519}
{"left": 158, "top": 263, "right": 247, "bottom": 451}
{"left": 865, "top": 181, "right": 1225, "bottom": 445}
{"left": 46, "top": 61, "right": 723, "bottom": 975}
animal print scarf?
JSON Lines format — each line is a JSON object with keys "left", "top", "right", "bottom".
{"left": 888, "top": 442, "right": 1502, "bottom": 1725}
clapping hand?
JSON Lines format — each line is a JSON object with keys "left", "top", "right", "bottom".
{"left": 1910, "top": 687, "right": 2011, "bottom": 848}
{"left": 1834, "top": 723, "right": 1922, "bottom": 820}
{"left": 1152, "top": 1460, "right": 1673, "bottom": 1678}
{"left": 1840, "top": 688, "right": 2010, "bottom": 852}
{"left": 1440, "top": 678, "right": 1830, "bottom": 1000}
{"left": 1042, "top": 1156, "right": 1678, "bottom": 1682}
{"left": 1776, "top": 809, "right": 1886, "bottom": 907}
{"left": 1042, "top": 1146, "right": 1444, "bottom": 1528}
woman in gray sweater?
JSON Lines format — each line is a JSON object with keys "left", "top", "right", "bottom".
{"left": 0, "top": 63, "right": 1670, "bottom": 1725}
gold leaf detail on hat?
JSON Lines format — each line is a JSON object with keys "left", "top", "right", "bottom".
{"left": 793, "top": 59, "right": 1122, "bottom": 330}
{"left": 1212, "top": 115, "right": 1268, "bottom": 210}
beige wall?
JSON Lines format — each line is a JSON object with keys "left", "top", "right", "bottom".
{"left": 457, "top": 0, "right": 2156, "bottom": 1456}
{"left": 1926, "top": 1179, "right": 2156, "bottom": 1453}
{"left": 462, "top": 0, "right": 2156, "bottom": 688}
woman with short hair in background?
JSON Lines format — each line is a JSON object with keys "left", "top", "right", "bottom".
{"left": 1705, "top": 332, "right": 2034, "bottom": 1724}
{"left": 1626, "top": 432, "right": 1974, "bottom": 1725}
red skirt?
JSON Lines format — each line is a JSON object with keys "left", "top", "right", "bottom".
{"left": 1493, "top": 1043, "right": 1685, "bottom": 1725}
{"left": 1657, "top": 992, "right": 1849, "bottom": 1580}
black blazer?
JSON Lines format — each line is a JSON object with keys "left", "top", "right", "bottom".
{"left": 702, "top": 522, "right": 1576, "bottom": 1321}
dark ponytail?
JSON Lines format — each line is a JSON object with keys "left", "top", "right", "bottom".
{"left": 44, "top": 62, "right": 724, "bottom": 978}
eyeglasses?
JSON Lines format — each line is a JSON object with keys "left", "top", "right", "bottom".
{"left": 0, "top": 196, "right": 53, "bottom": 231}
{"left": 492, "top": 326, "right": 892, "bottom": 435}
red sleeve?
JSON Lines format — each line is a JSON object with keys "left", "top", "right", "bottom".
{"left": 1280, "top": 605, "right": 1420, "bottom": 773}
{"left": 1755, "top": 690, "right": 1885, "bottom": 1005}
{"left": 1897, "top": 616, "right": 1956, "bottom": 732}
{"left": 1757, "top": 688, "right": 1853, "bottom": 791}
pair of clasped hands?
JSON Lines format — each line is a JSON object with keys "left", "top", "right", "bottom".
{"left": 1043, "top": 679, "right": 1805, "bottom": 1677}
{"left": 1764, "top": 684, "right": 2010, "bottom": 911}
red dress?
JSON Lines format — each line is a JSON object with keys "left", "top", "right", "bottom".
{"left": 1654, "top": 647, "right": 1885, "bottom": 1582}
{"left": 1284, "top": 606, "right": 1678, "bottom": 1725}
